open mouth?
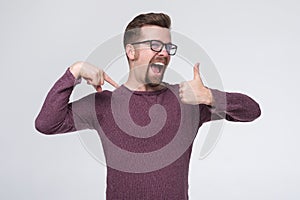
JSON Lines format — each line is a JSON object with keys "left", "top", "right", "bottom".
{"left": 150, "top": 62, "right": 165, "bottom": 74}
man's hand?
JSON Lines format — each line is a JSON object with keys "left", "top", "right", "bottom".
{"left": 179, "top": 63, "right": 214, "bottom": 105}
{"left": 69, "top": 61, "right": 119, "bottom": 92}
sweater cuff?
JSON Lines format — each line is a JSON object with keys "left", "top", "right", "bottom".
{"left": 209, "top": 88, "right": 227, "bottom": 113}
{"left": 66, "top": 68, "right": 82, "bottom": 86}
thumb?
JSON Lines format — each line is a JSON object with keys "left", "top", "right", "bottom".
{"left": 193, "top": 63, "right": 201, "bottom": 80}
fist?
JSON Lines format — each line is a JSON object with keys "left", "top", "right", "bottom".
{"left": 179, "top": 63, "right": 213, "bottom": 105}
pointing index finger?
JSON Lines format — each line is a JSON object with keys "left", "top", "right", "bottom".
{"left": 103, "top": 72, "right": 119, "bottom": 88}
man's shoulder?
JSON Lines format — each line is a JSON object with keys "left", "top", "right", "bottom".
{"left": 165, "top": 83, "right": 179, "bottom": 89}
{"left": 164, "top": 83, "right": 179, "bottom": 93}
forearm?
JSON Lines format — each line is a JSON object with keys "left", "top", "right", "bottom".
{"left": 35, "top": 68, "right": 79, "bottom": 134}
{"left": 200, "top": 89, "right": 261, "bottom": 123}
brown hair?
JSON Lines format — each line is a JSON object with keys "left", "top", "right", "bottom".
{"left": 123, "top": 12, "right": 171, "bottom": 48}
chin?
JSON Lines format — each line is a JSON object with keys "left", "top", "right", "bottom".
{"left": 147, "top": 83, "right": 160, "bottom": 88}
{"left": 146, "top": 76, "right": 163, "bottom": 86}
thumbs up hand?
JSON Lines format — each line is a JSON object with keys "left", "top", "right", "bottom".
{"left": 179, "top": 63, "right": 214, "bottom": 105}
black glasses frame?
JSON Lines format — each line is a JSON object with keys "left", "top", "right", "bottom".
{"left": 131, "top": 40, "right": 177, "bottom": 56}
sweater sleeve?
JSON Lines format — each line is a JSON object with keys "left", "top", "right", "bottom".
{"left": 35, "top": 68, "right": 95, "bottom": 135}
{"left": 199, "top": 88, "right": 261, "bottom": 125}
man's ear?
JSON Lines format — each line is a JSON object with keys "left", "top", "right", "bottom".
{"left": 125, "top": 44, "right": 135, "bottom": 60}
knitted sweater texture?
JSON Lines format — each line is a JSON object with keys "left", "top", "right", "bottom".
{"left": 35, "top": 69, "right": 261, "bottom": 199}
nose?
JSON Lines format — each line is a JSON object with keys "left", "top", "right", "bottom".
{"left": 158, "top": 45, "right": 169, "bottom": 57}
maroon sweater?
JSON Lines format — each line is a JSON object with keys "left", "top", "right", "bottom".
{"left": 35, "top": 69, "right": 261, "bottom": 200}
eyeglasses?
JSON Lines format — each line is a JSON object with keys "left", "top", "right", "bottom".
{"left": 131, "top": 40, "right": 178, "bottom": 56}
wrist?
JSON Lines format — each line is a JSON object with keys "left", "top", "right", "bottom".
{"left": 69, "top": 61, "right": 83, "bottom": 79}
{"left": 206, "top": 88, "right": 214, "bottom": 106}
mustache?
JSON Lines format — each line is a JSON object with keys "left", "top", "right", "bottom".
{"left": 148, "top": 54, "right": 168, "bottom": 65}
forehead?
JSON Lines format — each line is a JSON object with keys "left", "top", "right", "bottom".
{"left": 139, "top": 25, "right": 171, "bottom": 42}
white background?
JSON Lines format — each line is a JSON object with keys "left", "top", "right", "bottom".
{"left": 1, "top": 0, "right": 299, "bottom": 199}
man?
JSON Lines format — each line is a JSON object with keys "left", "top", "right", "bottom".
{"left": 35, "top": 13, "right": 261, "bottom": 200}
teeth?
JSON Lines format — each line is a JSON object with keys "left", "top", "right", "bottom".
{"left": 153, "top": 62, "right": 165, "bottom": 66}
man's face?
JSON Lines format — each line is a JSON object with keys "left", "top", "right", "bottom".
{"left": 131, "top": 26, "right": 172, "bottom": 87}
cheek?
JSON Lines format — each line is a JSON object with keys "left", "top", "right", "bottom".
{"left": 166, "top": 56, "right": 171, "bottom": 64}
{"left": 137, "top": 49, "right": 156, "bottom": 61}
{"left": 134, "top": 49, "right": 140, "bottom": 60}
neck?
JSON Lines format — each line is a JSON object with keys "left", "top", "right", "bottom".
{"left": 124, "top": 79, "right": 166, "bottom": 92}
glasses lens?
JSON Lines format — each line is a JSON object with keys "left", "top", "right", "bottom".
{"left": 150, "top": 40, "right": 177, "bottom": 55}
{"left": 151, "top": 40, "right": 163, "bottom": 51}
{"left": 166, "top": 44, "right": 177, "bottom": 55}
